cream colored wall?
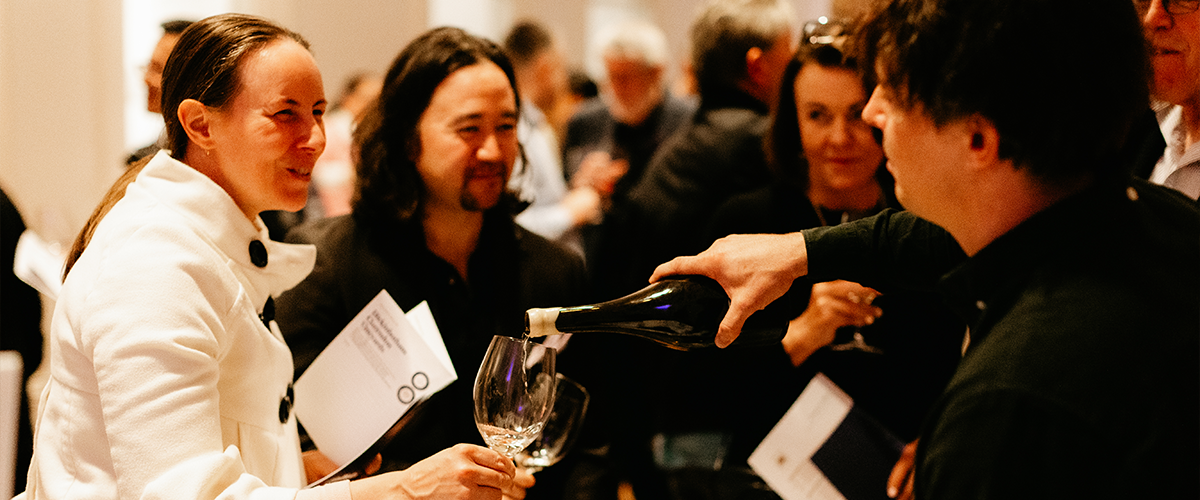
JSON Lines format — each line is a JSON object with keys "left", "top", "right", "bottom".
{"left": 0, "top": 0, "right": 125, "bottom": 247}
{"left": 289, "top": 0, "right": 428, "bottom": 103}
{"left": 0, "top": 0, "right": 128, "bottom": 434}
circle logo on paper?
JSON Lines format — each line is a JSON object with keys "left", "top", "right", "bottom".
{"left": 412, "top": 372, "right": 429, "bottom": 390}
{"left": 397, "top": 386, "right": 416, "bottom": 404}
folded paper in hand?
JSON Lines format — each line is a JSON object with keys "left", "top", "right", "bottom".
{"left": 294, "top": 290, "right": 456, "bottom": 485}
{"left": 749, "top": 373, "right": 903, "bottom": 500}
{"left": 14, "top": 230, "right": 64, "bottom": 300}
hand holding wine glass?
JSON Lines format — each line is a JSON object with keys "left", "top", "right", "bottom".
{"left": 516, "top": 374, "right": 590, "bottom": 474}
{"left": 828, "top": 283, "right": 884, "bottom": 354}
{"left": 474, "top": 335, "right": 557, "bottom": 459}
{"left": 781, "top": 280, "right": 883, "bottom": 365}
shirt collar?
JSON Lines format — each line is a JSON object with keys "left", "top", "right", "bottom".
{"left": 936, "top": 182, "right": 1129, "bottom": 341}
{"left": 137, "top": 151, "right": 316, "bottom": 300}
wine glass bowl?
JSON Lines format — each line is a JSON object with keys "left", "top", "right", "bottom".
{"left": 829, "top": 290, "right": 884, "bottom": 354}
{"left": 473, "top": 335, "right": 558, "bottom": 458}
{"left": 516, "top": 374, "right": 590, "bottom": 473}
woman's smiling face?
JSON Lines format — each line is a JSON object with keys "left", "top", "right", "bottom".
{"left": 205, "top": 39, "right": 327, "bottom": 219}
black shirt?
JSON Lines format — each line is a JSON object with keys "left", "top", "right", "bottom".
{"left": 805, "top": 179, "right": 1200, "bottom": 499}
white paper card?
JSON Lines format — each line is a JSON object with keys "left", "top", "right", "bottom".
{"left": 13, "top": 230, "right": 64, "bottom": 300}
{"left": 404, "top": 301, "right": 455, "bottom": 380}
{"left": 294, "top": 291, "right": 456, "bottom": 471}
{"left": 748, "top": 373, "right": 856, "bottom": 500}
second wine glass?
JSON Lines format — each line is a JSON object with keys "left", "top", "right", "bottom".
{"left": 473, "top": 335, "right": 557, "bottom": 458}
{"left": 516, "top": 373, "right": 590, "bottom": 473}
{"left": 829, "top": 289, "right": 884, "bottom": 354}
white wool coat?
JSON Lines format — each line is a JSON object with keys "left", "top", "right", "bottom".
{"left": 21, "top": 152, "right": 347, "bottom": 500}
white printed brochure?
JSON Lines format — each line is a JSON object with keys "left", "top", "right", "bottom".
{"left": 749, "top": 373, "right": 903, "bottom": 500}
{"left": 293, "top": 291, "right": 456, "bottom": 485}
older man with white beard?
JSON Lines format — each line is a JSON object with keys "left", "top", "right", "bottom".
{"left": 560, "top": 20, "right": 696, "bottom": 281}
{"left": 1138, "top": 0, "right": 1200, "bottom": 199}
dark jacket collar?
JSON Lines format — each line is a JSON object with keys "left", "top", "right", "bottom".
{"left": 697, "top": 86, "right": 768, "bottom": 114}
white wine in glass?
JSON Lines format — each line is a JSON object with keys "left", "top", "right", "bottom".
{"left": 473, "top": 335, "right": 557, "bottom": 458}
{"left": 516, "top": 374, "right": 589, "bottom": 473}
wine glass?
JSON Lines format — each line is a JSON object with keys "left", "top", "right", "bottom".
{"left": 829, "top": 290, "right": 884, "bottom": 354}
{"left": 473, "top": 335, "right": 558, "bottom": 458}
{"left": 516, "top": 374, "right": 590, "bottom": 473}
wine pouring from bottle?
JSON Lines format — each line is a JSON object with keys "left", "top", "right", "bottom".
{"left": 524, "top": 275, "right": 787, "bottom": 351}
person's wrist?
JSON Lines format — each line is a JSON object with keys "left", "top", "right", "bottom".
{"left": 781, "top": 315, "right": 828, "bottom": 367}
{"left": 788, "top": 232, "right": 809, "bottom": 279}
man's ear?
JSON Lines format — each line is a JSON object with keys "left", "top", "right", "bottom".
{"left": 177, "top": 99, "right": 216, "bottom": 151}
{"left": 965, "top": 115, "right": 1001, "bottom": 168}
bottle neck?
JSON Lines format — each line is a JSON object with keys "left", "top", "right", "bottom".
{"left": 525, "top": 307, "right": 562, "bottom": 337}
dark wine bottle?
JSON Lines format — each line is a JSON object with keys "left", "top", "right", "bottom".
{"left": 524, "top": 275, "right": 787, "bottom": 351}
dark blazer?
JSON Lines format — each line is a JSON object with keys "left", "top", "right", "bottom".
{"left": 592, "top": 89, "right": 773, "bottom": 301}
{"left": 576, "top": 89, "right": 775, "bottom": 499}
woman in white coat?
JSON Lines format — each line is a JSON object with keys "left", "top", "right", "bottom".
{"left": 19, "top": 13, "right": 521, "bottom": 500}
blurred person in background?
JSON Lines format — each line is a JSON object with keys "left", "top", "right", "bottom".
{"left": 503, "top": 20, "right": 604, "bottom": 254}
{"left": 561, "top": 19, "right": 695, "bottom": 280}
{"left": 126, "top": 19, "right": 193, "bottom": 166}
{"left": 311, "top": 72, "right": 382, "bottom": 218}
{"left": 1134, "top": 0, "right": 1200, "bottom": 199}
{"left": 602, "top": 0, "right": 797, "bottom": 299}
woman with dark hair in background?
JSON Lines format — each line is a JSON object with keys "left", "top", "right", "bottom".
{"left": 691, "top": 22, "right": 963, "bottom": 498}
{"left": 21, "top": 14, "right": 518, "bottom": 500}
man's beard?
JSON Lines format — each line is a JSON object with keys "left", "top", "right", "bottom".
{"left": 461, "top": 191, "right": 490, "bottom": 211}
{"left": 459, "top": 182, "right": 503, "bottom": 211}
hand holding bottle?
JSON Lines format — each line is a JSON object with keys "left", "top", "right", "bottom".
{"left": 651, "top": 232, "right": 810, "bottom": 348}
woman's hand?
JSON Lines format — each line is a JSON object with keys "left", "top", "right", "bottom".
{"left": 303, "top": 449, "right": 341, "bottom": 484}
{"left": 349, "top": 444, "right": 516, "bottom": 500}
{"left": 781, "top": 280, "right": 882, "bottom": 366}
{"left": 501, "top": 467, "right": 536, "bottom": 500}
{"left": 652, "top": 233, "right": 810, "bottom": 347}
